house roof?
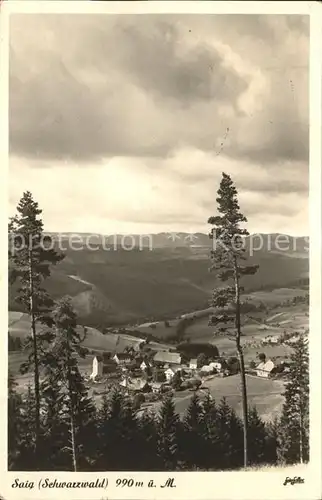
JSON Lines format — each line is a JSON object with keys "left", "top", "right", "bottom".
{"left": 154, "top": 351, "right": 181, "bottom": 364}
{"left": 200, "top": 365, "right": 213, "bottom": 372}
{"left": 287, "top": 336, "right": 300, "bottom": 343}
{"left": 114, "top": 352, "right": 132, "bottom": 359}
{"left": 256, "top": 359, "right": 275, "bottom": 373}
{"left": 189, "top": 358, "right": 198, "bottom": 364}
{"left": 165, "top": 365, "right": 182, "bottom": 373}
{"left": 151, "top": 381, "right": 164, "bottom": 389}
{"left": 140, "top": 359, "right": 152, "bottom": 366}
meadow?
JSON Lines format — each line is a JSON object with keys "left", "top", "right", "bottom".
{"left": 144, "top": 374, "right": 285, "bottom": 422}
{"left": 131, "top": 287, "right": 308, "bottom": 344}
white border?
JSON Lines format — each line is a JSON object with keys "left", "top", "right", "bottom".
{"left": 0, "top": 2, "right": 321, "bottom": 500}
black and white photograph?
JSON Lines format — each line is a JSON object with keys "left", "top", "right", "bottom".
{"left": 2, "top": 1, "right": 322, "bottom": 499}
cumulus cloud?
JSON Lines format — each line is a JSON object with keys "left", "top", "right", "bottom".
{"left": 8, "top": 13, "right": 309, "bottom": 235}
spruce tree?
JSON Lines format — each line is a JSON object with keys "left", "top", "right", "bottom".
{"left": 137, "top": 411, "right": 160, "bottom": 470}
{"left": 182, "top": 393, "right": 205, "bottom": 469}
{"left": 157, "top": 396, "right": 181, "bottom": 470}
{"left": 265, "top": 417, "right": 279, "bottom": 465}
{"left": 208, "top": 173, "right": 258, "bottom": 467}
{"left": 97, "top": 389, "right": 139, "bottom": 471}
{"left": 200, "top": 394, "right": 220, "bottom": 470}
{"left": 277, "top": 336, "right": 309, "bottom": 464}
{"left": 40, "top": 368, "right": 69, "bottom": 470}
{"left": 99, "top": 389, "right": 125, "bottom": 470}
{"left": 216, "top": 398, "right": 243, "bottom": 469}
{"left": 117, "top": 396, "right": 140, "bottom": 470}
{"left": 247, "top": 406, "right": 267, "bottom": 466}
{"left": 9, "top": 192, "right": 64, "bottom": 460}
{"left": 96, "top": 393, "right": 117, "bottom": 470}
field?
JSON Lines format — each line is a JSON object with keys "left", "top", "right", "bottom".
{"left": 130, "top": 287, "right": 308, "bottom": 344}
{"left": 143, "top": 374, "right": 285, "bottom": 422}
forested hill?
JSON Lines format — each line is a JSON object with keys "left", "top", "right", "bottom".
{"left": 9, "top": 233, "right": 309, "bottom": 329}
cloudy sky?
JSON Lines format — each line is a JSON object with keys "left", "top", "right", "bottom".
{"left": 9, "top": 14, "right": 309, "bottom": 235}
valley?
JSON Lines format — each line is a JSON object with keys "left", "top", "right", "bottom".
{"left": 8, "top": 233, "right": 309, "bottom": 422}
{"left": 9, "top": 234, "right": 309, "bottom": 330}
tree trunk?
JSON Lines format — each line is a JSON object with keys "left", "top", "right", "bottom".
{"left": 233, "top": 256, "right": 248, "bottom": 468}
{"left": 29, "top": 250, "right": 40, "bottom": 464}
{"left": 66, "top": 345, "right": 78, "bottom": 472}
{"left": 70, "top": 413, "right": 78, "bottom": 472}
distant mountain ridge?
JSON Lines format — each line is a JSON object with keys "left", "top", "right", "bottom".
{"left": 47, "top": 231, "right": 309, "bottom": 252}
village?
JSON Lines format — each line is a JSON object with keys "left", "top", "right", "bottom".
{"left": 85, "top": 327, "right": 308, "bottom": 410}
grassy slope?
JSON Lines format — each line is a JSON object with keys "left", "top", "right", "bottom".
{"left": 144, "top": 374, "right": 285, "bottom": 422}
{"left": 131, "top": 289, "right": 308, "bottom": 342}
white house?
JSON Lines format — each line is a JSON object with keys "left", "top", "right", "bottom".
{"left": 200, "top": 365, "right": 214, "bottom": 375}
{"left": 189, "top": 358, "right": 198, "bottom": 370}
{"left": 209, "top": 361, "right": 222, "bottom": 372}
{"left": 140, "top": 360, "right": 151, "bottom": 371}
{"left": 286, "top": 336, "right": 300, "bottom": 345}
{"left": 256, "top": 359, "right": 275, "bottom": 378}
{"left": 263, "top": 335, "right": 279, "bottom": 344}
{"left": 165, "top": 366, "right": 182, "bottom": 382}
{"left": 120, "top": 377, "right": 149, "bottom": 392}
{"left": 120, "top": 377, "right": 129, "bottom": 388}
{"left": 151, "top": 381, "right": 163, "bottom": 393}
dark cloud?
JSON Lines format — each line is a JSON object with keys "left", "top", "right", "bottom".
{"left": 234, "top": 120, "right": 309, "bottom": 164}
{"left": 9, "top": 67, "right": 170, "bottom": 161}
{"left": 9, "top": 14, "right": 309, "bottom": 167}
{"left": 110, "top": 21, "right": 247, "bottom": 104}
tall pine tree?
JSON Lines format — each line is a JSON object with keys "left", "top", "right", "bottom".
{"left": 9, "top": 192, "right": 64, "bottom": 460}
{"left": 208, "top": 173, "right": 258, "bottom": 467}
{"left": 44, "top": 297, "right": 95, "bottom": 471}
